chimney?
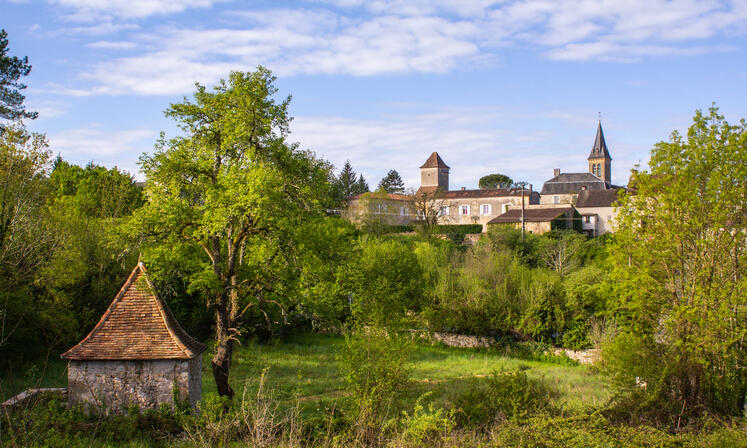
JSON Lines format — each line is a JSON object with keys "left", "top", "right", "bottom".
{"left": 554, "top": 168, "right": 560, "bottom": 177}
{"left": 461, "top": 187, "right": 466, "bottom": 190}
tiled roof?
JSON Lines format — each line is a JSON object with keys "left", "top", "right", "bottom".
{"left": 420, "top": 152, "right": 450, "bottom": 169}
{"left": 487, "top": 206, "right": 572, "bottom": 224}
{"left": 415, "top": 187, "right": 529, "bottom": 199}
{"left": 61, "top": 263, "right": 206, "bottom": 360}
{"left": 576, "top": 188, "right": 622, "bottom": 208}
{"left": 540, "top": 172, "right": 609, "bottom": 195}
{"left": 349, "top": 192, "right": 411, "bottom": 201}
{"left": 442, "top": 188, "right": 524, "bottom": 199}
{"left": 588, "top": 121, "right": 612, "bottom": 160}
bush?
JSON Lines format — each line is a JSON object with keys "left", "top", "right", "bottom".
{"left": 455, "top": 368, "right": 556, "bottom": 424}
{"left": 433, "top": 224, "right": 483, "bottom": 235}
{"left": 337, "top": 324, "right": 411, "bottom": 443}
{"left": 399, "top": 393, "right": 455, "bottom": 445}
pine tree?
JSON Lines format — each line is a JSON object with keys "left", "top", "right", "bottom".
{"left": 0, "top": 29, "right": 37, "bottom": 123}
{"left": 337, "top": 160, "right": 358, "bottom": 197}
{"left": 354, "top": 174, "right": 369, "bottom": 194}
{"left": 377, "top": 170, "right": 405, "bottom": 194}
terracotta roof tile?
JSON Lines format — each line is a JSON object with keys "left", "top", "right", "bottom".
{"left": 487, "top": 206, "right": 572, "bottom": 224}
{"left": 419, "top": 152, "right": 450, "bottom": 169}
{"left": 61, "top": 263, "right": 206, "bottom": 360}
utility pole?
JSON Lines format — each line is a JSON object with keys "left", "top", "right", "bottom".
{"left": 518, "top": 181, "right": 527, "bottom": 242}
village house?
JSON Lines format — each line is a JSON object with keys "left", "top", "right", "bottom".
{"left": 415, "top": 152, "right": 539, "bottom": 230}
{"left": 487, "top": 204, "right": 581, "bottom": 234}
{"left": 575, "top": 188, "right": 622, "bottom": 236}
{"left": 344, "top": 121, "right": 622, "bottom": 236}
{"left": 61, "top": 262, "right": 206, "bottom": 413}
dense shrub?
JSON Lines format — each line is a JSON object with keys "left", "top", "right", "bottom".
{"left": 455, "top": 368, "right": 556, "bottom": 424}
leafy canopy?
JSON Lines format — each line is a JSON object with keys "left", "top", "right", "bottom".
{"left": 479, "top": 173, "right": 513, "bottom": 190}
{"left": 605, "top": 105, "right": 746, "bottom": 419}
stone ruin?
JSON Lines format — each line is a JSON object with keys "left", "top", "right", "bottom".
{"left": 60, "top": 262, "right": 206, "bottom": 413}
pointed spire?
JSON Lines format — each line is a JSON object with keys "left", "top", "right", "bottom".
{"left": 588, "top": 120, "right": 612, "bottom": 160}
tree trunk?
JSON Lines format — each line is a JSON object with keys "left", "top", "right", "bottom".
{"left": 212, "top": 293, "right": 235, "bottom": 398}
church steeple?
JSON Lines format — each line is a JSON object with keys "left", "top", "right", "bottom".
{"left": 588, "top": 120, "right": 612, "bottom": 184}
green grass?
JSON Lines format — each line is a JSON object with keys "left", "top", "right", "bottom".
{"left": 203, "top": 333, "right": 611, "bottom": 417}
{"left": 1, "top": 333, "right": 611, "bottom": 417}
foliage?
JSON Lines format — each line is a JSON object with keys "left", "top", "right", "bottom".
{"left": 337, "top": 324, "right": 411, "bottom": 443}
{"left": 344, "top": 236, "right": 424, "bottom": 326}
{"left": 456, "top": 368, "right": 556, "bottom": 423}
{"left": 398, "top": 393, "right": 455, "bottom": 445}
{"left": 478, "top": 173, "right": 514, "bottom": 189}
{"left": 129, "top": 67, "right": 333, "bottom": 397}
{"left": 0, "top": 29, "right": 37, "bottom": 123}
{"left": 432, "top": 224, "right": 483, "bottom": 235}
{"left": 376, "top": 169, "right": 405, "bottom": 194}
{"left": 604, "top": 105, "right": 746, "bottom": 420}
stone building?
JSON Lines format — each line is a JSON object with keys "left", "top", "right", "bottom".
{"left": 575, "top": 188, "right": 622, "bottom": 236}
{"left": 540, "top": 121, "right": 617, "bottom": 205}
{"left": 61, "top": 262, "right": 206, "bottom": 413}
{"left": 343, "top": 191, "right": 414, "bottom": 226}
{"left": 487, "top": 205, "right": 581, "bottom": 234}
{"left": 417, "top": 152, "right": 539, "bottom": 230}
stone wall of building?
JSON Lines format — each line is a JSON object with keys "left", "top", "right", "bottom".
{"left": 68, "top": 358, "right": 201, "bottom": 412}
{"left": 439, "top": 196, "right": 528, "bottom": 228}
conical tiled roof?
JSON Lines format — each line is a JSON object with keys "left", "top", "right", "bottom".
{"left": 588, "top": 121, "right": 612, "bottom": 160}
{"left": 61, "top": 263, "right": 206, "bottom": 360}
{"left": 420, "top": 152, "right": 450, "bottom": 169}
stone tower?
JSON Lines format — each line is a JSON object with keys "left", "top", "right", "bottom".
{"left": 588, "top": 121, "right": 612, "bottom": 184}
{"left": 420, "top": 152, "right": 450, "bottom": 191}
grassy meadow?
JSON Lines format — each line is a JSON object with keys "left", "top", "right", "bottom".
{"left": 2, "top": 333, "right": 609, "bottom": 416}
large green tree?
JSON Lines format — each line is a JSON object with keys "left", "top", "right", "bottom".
{"left": 0, "top": 29, "right": 36, "bottom": 123}
{"left": 605, "top": 106, "right": 746, "bottom": 419}
{"left": 131, "top": 68, "right": 331, "bottom": 397}
{"left": 478, "top": 173, "right": 513, "bottom": 190}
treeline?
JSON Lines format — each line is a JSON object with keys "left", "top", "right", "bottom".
{"left": 0, "top": 124, "right": 145, "bottom": 363}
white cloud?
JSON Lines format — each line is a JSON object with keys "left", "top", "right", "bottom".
{"left": 49, "top": 127, "right": 156, "bottom": 158}
{"left": 49, "top": 0, "right": 224, "bottom": 22}
{"left": 87, "top": 40, "right": 137, "bottom": 50}
{"left": 51, "top": 0, "right": 747, "bottom": 95}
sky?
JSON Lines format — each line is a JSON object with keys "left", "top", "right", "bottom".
{"left": 3, "top": 0, "right": 747, "bottom": 190}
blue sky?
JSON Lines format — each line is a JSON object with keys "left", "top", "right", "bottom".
{"left": 3, "top": 0, "right": 747, "bottom": 189}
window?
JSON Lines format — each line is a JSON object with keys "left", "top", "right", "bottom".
{"left": 481, "top": 204, "right": 491, "bottom": 215}
{"left": 502, "top": 203, "right": 509, "bottom": 213}
{"left": 400, "top": 207, "right": 408, "bottom": 216}
{"left": 585, "top": 215, "right": 591, "bottom": 223}
{"left": 553, "top": 196, "right": 559, "bottom": 204}
{"left": 440, "top": 206, "right": 449, "bottom": 216}
{"left": 460, "top": 205, "right": 470, "bottom": 215}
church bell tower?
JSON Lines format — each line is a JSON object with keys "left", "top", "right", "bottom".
{"left": 588, "top": 120, "right": 612, "bottom": 184}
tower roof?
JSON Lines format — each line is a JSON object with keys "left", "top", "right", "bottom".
{"left": 588, "top": 121, "right": 612, "bottom": 160}
{"left": 61, "top": 262, "right": 206, "bottom": 360}
{"left": 420, "top": 152, "right": 450, "bottom": 169}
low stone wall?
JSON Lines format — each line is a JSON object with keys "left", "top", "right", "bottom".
{"left": 1, "top": 388, "right": 67, "bottom": 412}
{"left": 552, "top": 348, "right": 600, "bottom": 365}
{"left": 416, "top": 330, "right": 599, "bottom": 365}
